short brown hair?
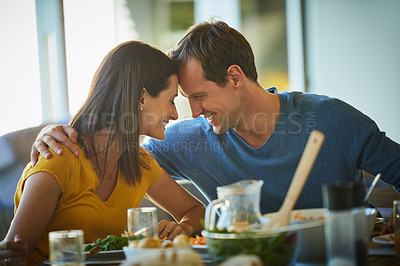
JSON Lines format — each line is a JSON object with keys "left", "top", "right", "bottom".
{"left": 169, "top": 20, "right": 258, "bottom": 86}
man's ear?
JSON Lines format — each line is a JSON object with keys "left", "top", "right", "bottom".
{"left": 227, "top": 65, "right": 244, "bottom": 88}
{"left": 140, "top": 88, "right": 147, "bottom": 110}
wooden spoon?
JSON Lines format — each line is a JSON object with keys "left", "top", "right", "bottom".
{"left": 263, "top": 130, "right": 325, "bottom": 230}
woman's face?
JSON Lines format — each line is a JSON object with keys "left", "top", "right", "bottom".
{"left": 140, "top": 74, "right": 179, "bottom": 140}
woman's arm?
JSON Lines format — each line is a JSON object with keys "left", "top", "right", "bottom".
{"left": 1, "top": 172, "right": 61, "bottom": 262}
{"left": 145, "top": 170, "right": 205, "bottom": 240}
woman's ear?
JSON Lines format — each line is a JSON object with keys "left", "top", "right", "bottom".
{"left": 227, "top": 65, "right": 243, "bottom": 88}
{"left": 140, "top": 88, "right": 147, "bottom": 110}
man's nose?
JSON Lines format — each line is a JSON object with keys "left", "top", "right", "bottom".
{"left": 188, "top": 98, "right": 202, "bottom": 118}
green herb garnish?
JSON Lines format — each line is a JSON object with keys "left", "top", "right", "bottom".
{"left": 84, "top": 235, "right": 129, "bottom": 252}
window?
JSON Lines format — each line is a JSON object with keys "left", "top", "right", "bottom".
{"left": 0, "top": 0, "right": 42, "bottom": 136}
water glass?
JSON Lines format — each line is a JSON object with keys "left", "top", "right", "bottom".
{"left": 49, "top": 230, "right": 84, "bottom": 266}
{"left": 394, "top": 200, "right": 400, "bottom": 257}
{"left": 127, "top": 207, "right": 158, "bottom": 239}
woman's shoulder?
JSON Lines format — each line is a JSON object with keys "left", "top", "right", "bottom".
{"left": 26, "top": 144, "right": 83, "bottom": 176}
{"left": 20, "top": 144, "right": 85, "bottom": 193}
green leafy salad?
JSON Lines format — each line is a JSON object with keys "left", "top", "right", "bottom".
{"left": 84, "top": 235, "right": 129, "bottom": 252}
{"left": 205, "top": 228, "right": 297, "bottom": 266}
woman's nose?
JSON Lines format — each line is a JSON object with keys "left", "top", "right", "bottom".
{"left": 170, "top": 104, "right": 178, "bottom": 120}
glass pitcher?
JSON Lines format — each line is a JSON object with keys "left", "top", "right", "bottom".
{"left": 204, "top": 179, "right": 264, "bottom": 232}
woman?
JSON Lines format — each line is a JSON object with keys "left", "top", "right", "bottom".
{"left": 0, "top": 41, "right": 205, "bottom": 265}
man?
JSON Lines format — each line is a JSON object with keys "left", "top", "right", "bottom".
{"left": 31, "top": 20, "right": 400, "bottom": 218}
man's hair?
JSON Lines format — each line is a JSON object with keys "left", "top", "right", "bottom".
{"left": 169, "top": 20, "right": 258, "bottom": 86}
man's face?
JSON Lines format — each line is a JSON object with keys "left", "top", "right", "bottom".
{"left": 178, "top": 57, "right": 241, "bottom": 135}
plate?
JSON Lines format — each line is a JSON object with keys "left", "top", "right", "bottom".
{"left": 86, "top": 249, "right": 125, "bottom": 262}
{"left": 85, "top": 249, "right": 125, "bottom": 255}
{"left": 44, "top": 259, "right": 125, "bottom": 265}
{"left": 192, "top": 244, "right": 208, "bottom": 249}
{"left": 372, "top": 233, "right": 394, "bottom": 245}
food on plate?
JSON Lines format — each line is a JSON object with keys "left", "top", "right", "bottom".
{"left": 121, "top": 248, "right": 203, "bottom": 266}
{"left": 84, "top": 235, "right": 129, "bottom": 252}
{"left": 218, "top": 255, "right": 263, "bottom": 266}
{"left": 173, "top": 234, "right": 190, "bottom": 247}
{"left": 190, "top": 235, "right": 206, "bottom": 246}
{"left": 128, "top": 234, "right": 190, "bottom": 249}
{"left": 136, "top": 237, "right": 163, "bottom": 248}
{"left": 293, "top": 211, "right": 324, "bottom": 221}
{"left": 123, "top": 235, "right": 200, "bottom": 265}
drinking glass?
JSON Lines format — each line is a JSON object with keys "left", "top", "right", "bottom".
{"left": 394, "top": 200, "right": 400, "bottom": 257}
{"left": 127, "top": 207, "right": 158, "bottom": 239}
{"left": 49, "top": 230, "right": 84, "bottom": 266}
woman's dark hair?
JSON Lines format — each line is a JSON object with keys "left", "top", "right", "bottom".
{"left": 70, "top": 41, "right": 177, "bottom": 186}
{"left": 169, "top": 20, "right": 257, "bottom": 86}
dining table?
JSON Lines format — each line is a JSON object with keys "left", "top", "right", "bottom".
{"left": 78, "top": 236, "right": 397, "bottom": 266}
{"left": 40, "top": 217, "right": 398, "bottom": 266}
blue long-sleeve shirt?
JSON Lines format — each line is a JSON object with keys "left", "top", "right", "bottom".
{"left": 142, "top": 89, "right": 400, "bottom": 214}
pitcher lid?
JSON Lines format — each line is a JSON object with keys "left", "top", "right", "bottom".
{"left": 217, "top": 179, "right": 264, "bottom": 195}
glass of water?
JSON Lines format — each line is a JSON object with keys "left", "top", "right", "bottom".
{"left": 127, "top": 207, "right": 158, "bottom": 239}
{"left": 49, "top": 230, "right": 84, "bottom": 266}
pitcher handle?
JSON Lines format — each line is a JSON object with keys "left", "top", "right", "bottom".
{"left": 204, "top": 199, "right": 223, "bottom": 231}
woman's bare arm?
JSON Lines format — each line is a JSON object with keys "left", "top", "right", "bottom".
{"left": 5, "top": 172, "right": 62, "bottom": 249}
{"left": 1, "top": 172, "right": 61, "bottom": 264}
{"left": 146, "top": 170, "right": 205, "bottom": 240}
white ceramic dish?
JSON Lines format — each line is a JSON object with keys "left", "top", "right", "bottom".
{"left": 122, "top": 246, "right": 204, "bottom": 265}
{"left": 372, "top": 233, "right": 394, "bottom": 245}
{"left": 123, "top": 246, "right": 191, "bottom": 260}
{"left": 191, "top": 244, "right": 208, "bottom": 249}
{"left": 262, "top": 207, "right": 377, "bottom": 263}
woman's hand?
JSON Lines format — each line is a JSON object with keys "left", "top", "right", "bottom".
{"left": 146, "top": 170, "right": 205, "bottom": 240}
{"left": 158, "top": 220, "right": 193, "bottom": 240}
{"left": 31, "top": 124, "right": 79, "bottom": 166}
{"left": 0, "top": 235, "right": 28, "bottom": 266}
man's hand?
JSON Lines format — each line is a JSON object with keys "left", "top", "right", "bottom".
{"left": 380, "top": 213, "right": 394, "bottom": 235}
{"left": 31, "top": 125, "right": 79, "bottom": 166}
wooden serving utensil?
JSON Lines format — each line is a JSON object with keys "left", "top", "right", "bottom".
{"left": 263, "top": 130, "right": 325, "bottom": 230}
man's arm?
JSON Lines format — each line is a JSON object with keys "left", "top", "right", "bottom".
{"left": 30, "top": 124, "right": 79, "bottom": 165}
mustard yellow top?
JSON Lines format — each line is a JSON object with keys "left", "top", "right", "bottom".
{"left": 14, "top": 145, "right": 162, "bottom": 265}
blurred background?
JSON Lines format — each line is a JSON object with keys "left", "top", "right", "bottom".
{"left": 0, "top": 0, "right": 399, "bottom": 143}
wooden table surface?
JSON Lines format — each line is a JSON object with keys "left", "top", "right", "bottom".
{"left": 367, "top": 221, "right": 398, "bottom": 266}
